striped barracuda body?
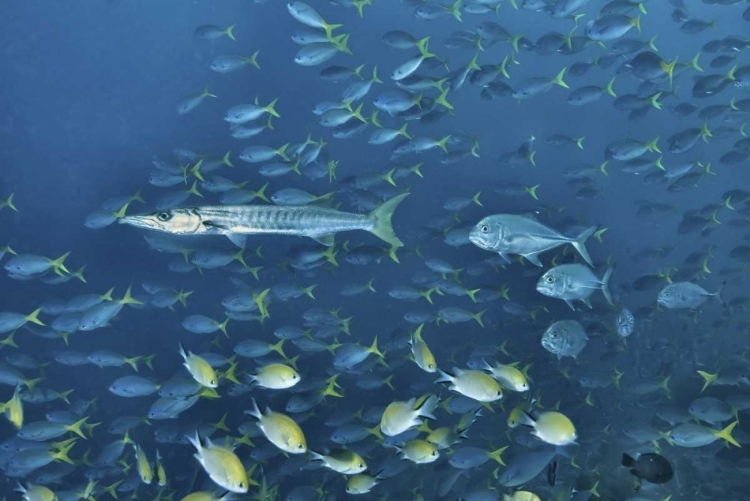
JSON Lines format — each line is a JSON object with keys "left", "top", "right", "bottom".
{"left": 119, "top": 193, "right": 409, "bottom": 249}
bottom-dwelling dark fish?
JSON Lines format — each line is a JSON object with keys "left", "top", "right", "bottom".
{"left": 622, "top": 452, "right": 673, "bottom": 484}
{"left": 119, "top": 194, "right": 409, "bottom": 250}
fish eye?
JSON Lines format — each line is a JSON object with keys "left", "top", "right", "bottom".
{"left": 481, "top": 225, "right": 489, "bottom": 233}
{"left": 545, "top": 276, "right": 554, "bottom": 283}
{"left": 297, "top": 443, "right": 304, "bottom": 449}
{"left": 239, "top": 482, "right": 245, "bottom": 489}
{"left": 157, "top": 212, "right": 172, "bottom": 222}
{"left": 431, "top": 451, "right": 438, "bottom": 456}
{"left": 359, "top": 463, "right": 364, "bottom": 468}
{"left": 550, "top": 332, "right": 558, "bottom": 338}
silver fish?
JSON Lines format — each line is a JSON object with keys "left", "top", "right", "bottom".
{"left": 120, "top": 194, "right": 408, "bottom": 249}
{"left": 541, "top": 320, "right": 588, "bottom": 359}
{"left": 615, "top": 308, "right": 635, "bottom": 338}
{"left": 469, "top": 214, "right": 597, "bottom": 267}
{"left": 537, "top": 264, "right": 613, "bottom": 310}
{"left": 657, "top": 282, "right": 723, "bottom": 309}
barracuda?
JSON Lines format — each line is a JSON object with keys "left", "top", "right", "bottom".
{"left": 119, "top": 193, "right": 408, "bottom": 249}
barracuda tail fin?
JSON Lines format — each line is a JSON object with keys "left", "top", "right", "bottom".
{"left": 368, "top": 194, "right": 409, "bottom": 248}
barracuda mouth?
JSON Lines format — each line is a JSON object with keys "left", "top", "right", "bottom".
{"left": 118, "top": 215, "right": 163, "bottom": 231}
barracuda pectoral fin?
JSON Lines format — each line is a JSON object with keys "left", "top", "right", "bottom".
{"left": 226, "top": 233, "right": 247, "bottom": 248}
{"left": 311, "top": 234, "right": 335, "bottom": 247}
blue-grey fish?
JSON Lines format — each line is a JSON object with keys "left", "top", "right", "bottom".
{"left": 120, "top": 194, "right": 408, "bottom": 250}
{"left": 615, "top": 308, "right": 635, "bottom": 339}
{"left": 469, "top": 214, "right": 596, "bottom": 267}
{"left": 541, "top": 320, "right": 588, "bottom": 359}
{"left": 537, "top": 264, "right": 613, "bottom": 310}
{"left": 657, "top": 282, "right": 723, "bottom": 309}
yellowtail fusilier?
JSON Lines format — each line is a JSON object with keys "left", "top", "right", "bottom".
{"left": 119, "top": 194, "right": 408, "bottom": 250}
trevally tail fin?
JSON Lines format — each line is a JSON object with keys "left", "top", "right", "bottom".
{"left": 369, "top": 193, "right": 409, "bottom": 248}
{"left": 571, "top": 226, "right": 597, "bottom": 267}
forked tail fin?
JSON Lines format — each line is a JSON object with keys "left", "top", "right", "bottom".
{"left": 369, "top": 194, "right": 409, "bottom": 248}
{"left": 571, "top": 226, "right": 597, "bottom": 267}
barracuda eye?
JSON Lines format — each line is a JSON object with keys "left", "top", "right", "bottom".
{"left": 157, "top": 212, "right": 172, "bottom": 222}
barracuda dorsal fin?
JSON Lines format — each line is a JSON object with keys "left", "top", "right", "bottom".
{"left": 312, "top": 234, "right": 335, "bottom": 247}
{"left": 226, "top": 233, "right": 247, "bottom": 248}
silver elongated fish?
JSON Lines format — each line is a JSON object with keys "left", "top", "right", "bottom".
{"left": 119, "top": 194, "right": 408, "bottom": 249}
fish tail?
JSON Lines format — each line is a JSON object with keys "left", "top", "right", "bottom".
{"left": 51, "top": 438, "right": 78, "bottom": 465}
{"left": 713, "top": 421, "right": 740, "bottom": 447}
{"left": 224, "top": 23, "right": 236, "bottom": 41}
{"left": 50, "top": 251, "right": 72, "bottom": 276}
{"left": 65, "top": 417, "right": 89, "bottom": 439}
{"left": 245, "top": 50, "right": 260, "bottom": 70}
{"left": 600, "top": 267, "right": 614, "bottom": 306}
{"left": 323, "top": 22, "right": 343, "bottom": 40}
{"left": 524, "top": 184, "right": 540, "bottom": 200}
{"left": 25, "top": 308, "right": 45, "bottom": 327}
{"left": 712, "top": 281, "right": 726, "bottom": 307}
{"left": 474, "top": 310, "right": 487, "bottom": 328}
{"left": 120, "top": 285, "right": 143, "bottom": 306}
{"left": 552, "top": 67, "right": 568, "bottom": 89}
{"left": 366, "top": 424, "right": 384, "bottom": 441}
{"left": 367, "top": 336, "right": 384, "bottom": 359}
{"left": 24, "top": 377, "right": 44, "bottom": 393}
{"left": 1, "top": 192, "right": 18, "bottom": 211}
{"left": 417, "top": 394, "right": 440, "bottom": 420}
{"left": 696, "top": 370, "right": 717, "bottom": 393}
{"left": 368, "top": 193, "right": 409, "bottom": 248}
{"left": 487, "top": 446, "right": 508, "bottom": 466}
{"left": 571, "top": 226, "right": 597, "bottom": 266}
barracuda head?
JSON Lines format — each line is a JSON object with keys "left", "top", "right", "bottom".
{"left": 119, "top": 208, "right": 203, "bottom": 234}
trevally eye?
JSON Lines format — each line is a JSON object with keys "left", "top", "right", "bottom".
{"left": 546, "top": 276, "right": 554, "bottom": 283}
{"left": 157, "top": 212, "right": 172, "bottom": 222}
{"left": 481, "top": 225, "right": 489, "bottom": 233}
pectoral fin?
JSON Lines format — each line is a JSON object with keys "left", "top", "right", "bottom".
{"left": 312, "top": 234, "right": 335, "bottom": 247}
{"left": 564, "top": 299, "right": 576, "bottom": 311}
